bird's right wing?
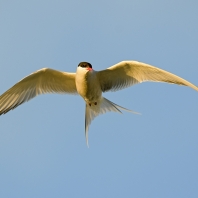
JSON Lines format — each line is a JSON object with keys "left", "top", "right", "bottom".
{"left": 0, "top": 68, "right": 77, "bottom": 115}
{"left": 97, "top": 61, "right": 198, "bottom": 92}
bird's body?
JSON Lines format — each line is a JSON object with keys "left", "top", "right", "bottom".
{"left": 76, "top": 64, "right": 101, "bottom": 105}
{"left": 0, "top": 61, "right": 197, "bottom": 146}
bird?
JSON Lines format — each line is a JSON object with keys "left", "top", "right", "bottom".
{"left": 0, "top": 61, "right": 197, "bottom": 146}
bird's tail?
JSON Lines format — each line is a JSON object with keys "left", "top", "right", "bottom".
{"left": 85, "top": 97, "right": 140, "bottom": 147}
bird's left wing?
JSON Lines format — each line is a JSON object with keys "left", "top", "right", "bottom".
{"left": 97, "top": 61, "right": 198, "bottom": 92}
{"left": 0, "top": 68, "right": 77, "bottom": 115}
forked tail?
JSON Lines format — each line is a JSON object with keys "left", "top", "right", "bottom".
{"left": 85, "top": 97, "right": 140, "bottom": 147}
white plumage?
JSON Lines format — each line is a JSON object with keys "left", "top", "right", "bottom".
{"left": 0, "top": 61, "right": 197, "bottom": 146}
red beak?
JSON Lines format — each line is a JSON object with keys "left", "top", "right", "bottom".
{"left": 87, "top": 68, "right": 93, "bottom": 71}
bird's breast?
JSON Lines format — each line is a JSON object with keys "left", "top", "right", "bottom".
{"left": 75, "top": 70, "right": 102, "bottom": 103}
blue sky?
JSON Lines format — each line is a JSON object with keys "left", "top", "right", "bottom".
{"left": 0, "top": 0, "right": 198, "bottom": 197}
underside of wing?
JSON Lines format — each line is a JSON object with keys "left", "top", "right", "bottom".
{"left": 97, "top": 61, "right": 198, "bottom": 92}
{"left": 0, "top": 68, "right": 77, "bottom": 115}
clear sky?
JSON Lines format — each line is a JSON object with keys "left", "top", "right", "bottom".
{"left": 0, "top": 1, "right": 198, "bottom": 197}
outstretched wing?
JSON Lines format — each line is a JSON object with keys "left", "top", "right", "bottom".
{"left": 97, "top": 61, "right": 198, "bottom": 92}
{"left": 0, "top": 68, "right": 77, "bottom": 115}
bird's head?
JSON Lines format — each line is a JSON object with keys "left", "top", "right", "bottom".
{"left": 78, "top": 62, "right": 93, "bottom": 71}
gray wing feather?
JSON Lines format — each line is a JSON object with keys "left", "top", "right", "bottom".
{"left": 97, "top": 61, "right": 198, "bottom": 92}
{"left": 0, "top": 68, "right": 77, "bottom": 115}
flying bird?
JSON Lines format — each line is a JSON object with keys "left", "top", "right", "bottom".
{"left": 0, "top": 61, "right": 197, "bottom": 146}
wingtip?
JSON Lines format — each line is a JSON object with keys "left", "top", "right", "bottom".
{"left": 130, "top": 110, "right": 141, "bottom": 115}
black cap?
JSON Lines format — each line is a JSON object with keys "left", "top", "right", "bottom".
{"left": 78, "top": 62, "right": 92, "bottom": 68}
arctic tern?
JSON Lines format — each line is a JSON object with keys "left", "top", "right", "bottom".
{"left": 0, "top": 61, "right": 197, "bottom": 146}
